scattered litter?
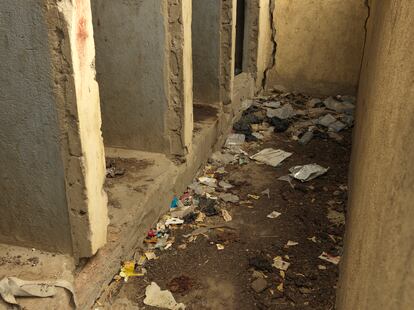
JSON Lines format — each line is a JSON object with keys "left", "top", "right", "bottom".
{"left": 251, "top": 278, "right": 268, "bottom": 293}
{"left": 269, "top": 117, "right": 290, "bottom": 132}
{"left": 277, "top": 282, "right": 284, "bottom": 292}
{"left": 170, "top": 197, "right": 179, "bottom": 209}
{"left": 144, "top": 282, "right": 186, "bottom": 310}
{"left": 299, "top": 131, "right": 314, "bottom": 145}
{"left": 120, "top": 261, "right": 145, "bottom": 281}
{"left": 165, "top": 218, "right": 184, "bottom": 226}
{"left": 286, "top": 241, "right": 299, "bottom": 247}
{"left": 252, "top": 132, "right": 264, "bottom": 140}
{"left": 106, "top": 161, "right": 125, "bottom": 178}
{"left": 267, "top": 211, "right": 281, "bottom": 219}
{"left": 219, "top": 180, "right": 234, "bottom": 190}
{"left": 219, "top": 193, "right": 240, "bottom": 203}
{"left": 216, "top": 244, "right": 225, "bottom": 250}
{"left": 261, "top": 189, "right": 270, "bottom": 199}
{"left": 145, "top": 252, "right": 158, "bottom": 261}
{"left": 171, "top": 206, "right": 195, "bottom": 219}
{"left": 289, "top": 164, "right": 329, "bottom": 182}
{"left": 318, "top": 265, "right": 327, "bottom": 270}
{"left": 195, "top": 212, "right": 206, "bottom": 223}
{"left": 199, "top": 197, "right": 219, "bottom": 216}
{"left": 221, "top": 210, "right": 232, "bottom": 222}
{"left": 0, "top": 277, "right": 76, "bottom": 307}
{"left": 308, "top": 236, "right": 318, "bottom": 243}
{"left": 272, "top": 256, "right": 290, "bottom": 271}
{"left": 252, "top": 271, "right": 267, "bottom": 279}
{"left": 225, "top": 133, "right": 245, "bottom": 147}
{"left": 216, "top": 167, "right": 226, "bottom": 174}
{"left": 247, "top": 194, "right": 260, "bottom": 200}
{"left": 251, "top": 148, "right": 292, "bottom": 167}
{"left": 266, "top": 104, "right": 295, "bottom": 119}
{"left": 278, "top": 175, "right": 294, "bottom": 188}
{"left": 198, "top": 176, "right": 217, "bottom": 188}
{"left": 319, "top": 252, "right": 341, "bottom": 265}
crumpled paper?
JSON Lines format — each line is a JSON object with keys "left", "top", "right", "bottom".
{"left": 144, "top": 282, "right": 185, "bottom": 310}
{"left": 0, "top": 277, "right": 76, "bottom": 307}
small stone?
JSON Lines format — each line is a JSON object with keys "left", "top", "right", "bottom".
{"left": 251, "top": 278, "right": 268, "bottom": 293}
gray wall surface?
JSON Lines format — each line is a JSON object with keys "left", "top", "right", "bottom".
{"left": 192, "top": 0, "right": 221, "bottom": 104}
{"left": 92, "top": 0, "right": 169, "bottom": 152}
{"left": 0, "top": 0, "right": 72, "bottom": 253}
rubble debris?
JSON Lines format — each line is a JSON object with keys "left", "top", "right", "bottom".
{"left": 198, "top": 176, "right": 217, "bottom": 188}
{"left": 267, "top": 211, "right": 282, "bottom": 219}
{"left": 323, "top": 97, "right": 355, "bottom": 114}
{"left": 263, "top": 101, "right": 281, "bottom": 109}
{"left": 272, "top": 256, "right": 291, "bottom": 271}
{"left": 318, "top": 252, "right": 341, "bottom": 265}
{"left": 0, "top": 277, "right": 76, "bottom": 307}
{"left": 329, "top": 120, "right": 347, "bottom": 132}
{"left": 221, "top": 210, "right": 232, "bottom": 222}
{"left": 225, "top": 134, "right": 246, "bottom": 147}
{"left": 143, "top": 282, "right": 185, "bottom": 310}
{"left": 266, "top": 103, "right": 295, "bottom": 119}
{"left": 219, "top": 180, "right": 234, "bottom": 190}
{"left": 289, "top": 164, "right": 329, "bottom": 182}
{"left": 251, "top": 148, "right": 292, "bottom": 167}
{"left": 219, "top": 193, "right": 240, "bottom": 203}
{"left": 251, "top": 278, "right": 268, "bottom": 293}
{"left": 106, "top": 165, "right": 125, "bottom": 178}
{"left": 318, "top": 114, "right": 337, "bottom": 127}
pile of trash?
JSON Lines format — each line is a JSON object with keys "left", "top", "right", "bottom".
{"left": 233, "top": 93, "right": 355, "bottom": 145}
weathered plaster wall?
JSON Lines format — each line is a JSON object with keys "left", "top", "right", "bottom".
{"left": 0, "top": 0, "right": 73, "bottom": 254}
{"left": 192, "top": 0, "right": 220, "bottom": 104}
{"left": 337, "top": 1, "right": 414, "bottom": 309}
{"left": 92, "top": 0, "right": 170, "bottom": 153}
{"left": 0, "top": 0, "right": 108, "bottom": 258}
{"left": 265, "top": 0, "right": 367, "bottom": 96}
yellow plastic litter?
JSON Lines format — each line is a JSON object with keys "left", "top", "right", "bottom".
{"left": 119, "top": 261, "right": 144, "bottom": 282}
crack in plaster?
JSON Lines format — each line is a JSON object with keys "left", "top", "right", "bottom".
{"left": 262, "top": 0, "right": 277, "bottom": 90}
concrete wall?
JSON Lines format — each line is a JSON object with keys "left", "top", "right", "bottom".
{"left": 0, "top": 0, "right": 73, "bottom": 254}
{"left": 192, "top": 0, "right": 221, "bottom": 104}
{"left": 0, "top": 0, "right": 108, "bottom": 258}
{"left": 337, "top": 1, "right": 414, "bottom": 309}
{"left": 265, "top": 0, "right": 367, "bottom": 96}
{"left": 92, "top": 0, "right": 170, "bottom": 153}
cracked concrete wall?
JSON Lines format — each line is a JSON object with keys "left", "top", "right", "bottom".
{"left": 337, "top": 1, "right": 414, "bottom": 309}
{"left": 92, "top": 0, "right": 170, "bottom": 153}
{"left": 192, "top": 0, "right": 221, "bottom": 104}
{"left": 264, "top": 0, "right": 367, "bottom": 96}
{"left": 0, "top": 0, "right": 108, "bottom": 258}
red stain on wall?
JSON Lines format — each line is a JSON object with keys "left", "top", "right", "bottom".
{"left": 76, "top": 0, "right": 88, "bottom": 69}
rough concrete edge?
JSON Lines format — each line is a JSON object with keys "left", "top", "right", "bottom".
{"left": 262, "top": 0, "right": 276, "bottom": 91}
{"left": 219, "top": 0, "right": 236, "bottom": 105}
{"left": 166, "top": 0, "right": 193, "bottom": 156}
{"left": 45, "top": 0, "right": 108, "bottom": 260}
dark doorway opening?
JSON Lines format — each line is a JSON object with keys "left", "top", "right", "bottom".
{"left": 235, "top": 0, "right": 246, "bottom": 75}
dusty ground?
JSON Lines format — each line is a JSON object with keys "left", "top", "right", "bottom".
{"left": 97, "top": 93, "right": 352, "bottom": 310}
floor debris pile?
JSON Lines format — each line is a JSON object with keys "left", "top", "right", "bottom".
{"left": 97, "top": 91, "right": 352, "bottom": 309}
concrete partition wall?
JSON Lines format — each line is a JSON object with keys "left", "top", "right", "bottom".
{"left": 92, "top": 0, "right": 193, "bottom": 155}
{"left": 192, "top": 0, "right": 221, "bottom": 104}
{"left": 0, "top": 0, "right": 108, "bottom": 258}
{"left": 265, "top": 0, "right": 368, "bottom": 96}
{"left": 337, "top": 1, "right": 414, "bottom": 309}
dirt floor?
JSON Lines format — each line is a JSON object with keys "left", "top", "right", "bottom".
{"left": 97, "top": 92, "right": 353, "bottom": 310}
